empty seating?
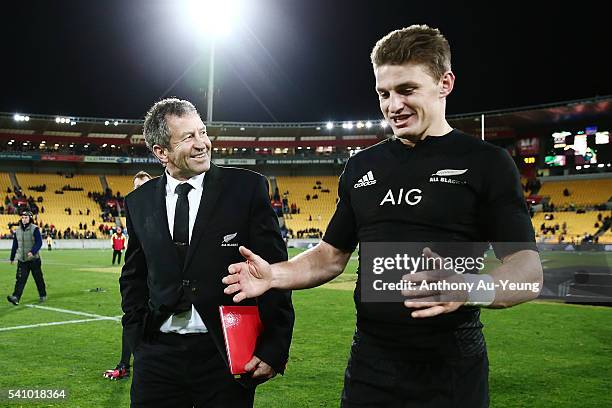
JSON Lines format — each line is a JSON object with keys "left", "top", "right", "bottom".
{"left": 538, "top": 178, "right": 612, "bottom": 207}
{"left": 275, "top": 176, "right": 339, "bottom": 236}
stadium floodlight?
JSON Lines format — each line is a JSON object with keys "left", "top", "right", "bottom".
{"left": 356, "top": 121, "right": 364, "bottom": 129}
{"left": 182, "top": 0, "right": 245, "bottom": 124}
{"left": 343, "top": 122, "right": 354, "bottom": 130}
{"left": 326, "top": 122, "right": 334, "bottom": 130}
{"left": 186, "top": 0, "right": 242, "bottom": 38}
{"left": 114, "top": 121, "right": 119, "bottom": 126}
{"left": 13, "top": 114, "right": 30, "bottom": 122}
{"left": 55, "top": 117, "right": 61, "bottom": 123}
{"left": 380, "top": 120, "right": 388, "bottom": 128}
{"left": 365, "top": 121, "right": 372, "bottom": 129}
{"left": 105, "top": 121, "right": 110, "bottom": 126}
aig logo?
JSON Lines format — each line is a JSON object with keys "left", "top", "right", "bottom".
{"left": 379, "top": 188, "right": 422, "bottom": 206}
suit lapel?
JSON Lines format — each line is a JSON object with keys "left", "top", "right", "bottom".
{"left": 184, "top": 163, "right": 223, "bottom": 271}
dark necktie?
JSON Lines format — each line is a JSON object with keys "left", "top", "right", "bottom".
{"left": 173, "top": 183, "right": 193, "bottom": 257}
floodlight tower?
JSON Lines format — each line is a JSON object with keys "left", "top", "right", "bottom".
{"left": 186, "top": 0, "right": 242, "bottom": 124}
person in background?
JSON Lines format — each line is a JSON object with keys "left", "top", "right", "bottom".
{"left": 103, "top": 171, "right": 153, "bottom": 381}
{"left": 111, "top": 226, "right": 126, "bottom": 265}
{"left": 7, "top": 211, "right": 46, "bottom": 305}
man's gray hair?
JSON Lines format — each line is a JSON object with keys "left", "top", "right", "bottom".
{"left": 143, "top": 98, "right": 198, "bottom": 151}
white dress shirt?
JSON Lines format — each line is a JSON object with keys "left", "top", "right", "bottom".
{"left": 159, "top": 171, "right": 208, "bottom": 334}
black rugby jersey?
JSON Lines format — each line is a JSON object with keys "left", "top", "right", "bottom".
{"left": 323, "top": 129, "right": 536, "bottom": 355}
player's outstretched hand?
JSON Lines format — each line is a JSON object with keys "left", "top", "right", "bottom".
{"left": 223, "top": 246, "right": 273, "bottom": 303}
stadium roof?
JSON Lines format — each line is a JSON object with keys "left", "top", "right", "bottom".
{"left": 1, "top": 95, "right": 610, "bottom": 141}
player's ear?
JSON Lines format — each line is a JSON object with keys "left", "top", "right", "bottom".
{"left": 439, "top": 71, "right": 455, "bottom": 98}
{"left": 152, "top": 144, "right": 169, "bottom": 166}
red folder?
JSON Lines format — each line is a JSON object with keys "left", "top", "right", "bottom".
{"left": 219, "top": 305, "right": 263, "bottom": 375}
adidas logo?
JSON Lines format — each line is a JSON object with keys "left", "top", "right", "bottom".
{"left": 354, "top": 171, "right": 377, "bottom": 188}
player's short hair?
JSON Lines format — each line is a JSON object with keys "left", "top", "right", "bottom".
{"left": 133, "top": 171, "right": 152, "bottom": 181}
{"left": 370, "top": 24, "right": 451, "bottom": 81}
{"left": 143, "top": 98, "right": 198, "bottom": 151}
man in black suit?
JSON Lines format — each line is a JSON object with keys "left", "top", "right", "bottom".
{"left": 120, "top": 98, "right": 294, "bottom": 407}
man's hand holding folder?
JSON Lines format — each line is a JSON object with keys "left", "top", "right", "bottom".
{"left": 219, "top": 305, "right": 276, "bottom": 380}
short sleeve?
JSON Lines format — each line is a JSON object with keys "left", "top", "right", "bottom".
{"left": 479, "top": 148, "right": 538, "bottom": 259}
{"left": 322, "top": 169, "right": 358, "bottom": 252}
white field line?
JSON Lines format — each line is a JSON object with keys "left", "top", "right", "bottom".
{"left": 25, "top": 304, "right": 121, "bottom": 321}
{"left": 0, "top": 317, "right": 112, "bottom": 332}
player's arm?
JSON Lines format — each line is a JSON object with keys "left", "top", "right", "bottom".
{"left": 483, "top": 148, "right": 543, "bottom": 308}
{"left": 274, "top": 241, "right": 351, "bottom": 288}
{"left": 486, "top": 249, "right": 543, "bottom": 308}
{"left": 224, "top": 241, "right": 351, "bottom": 302}
{"left": 225, "top": 168, "right": 356, "bottom": 301}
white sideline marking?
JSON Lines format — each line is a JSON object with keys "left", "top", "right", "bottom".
{"left": 0, "top": 317, "right": 111, "bottom": 332}
{"left": 25, "top": 304, "right": 121, "bottom": 322}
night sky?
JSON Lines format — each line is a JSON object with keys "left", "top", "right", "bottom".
{"left": 1, "top": 0, "right": 610, "bottom": 123}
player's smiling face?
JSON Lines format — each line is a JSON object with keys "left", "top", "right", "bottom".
{"left": 375, "top": 62, "right": 452, "bottom": 144}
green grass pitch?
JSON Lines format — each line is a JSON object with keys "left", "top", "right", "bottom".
{"left": 0, "top": 248, "right": 611, "bottom": 407}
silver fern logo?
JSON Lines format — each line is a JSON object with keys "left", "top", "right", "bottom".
{"left": 429, "top": 169, "right": 468, "bottom": 185}
{"left": 433, "top": 169, "right": 468, "bottom": 176}
{"left": 222, "top": 232, "right": 238, "bottom": 247}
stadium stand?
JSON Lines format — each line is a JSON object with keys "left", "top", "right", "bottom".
{"left": 106, "top": 174, "right": 160, "bottom": 228}
{"left": 532, "top": 211, "right": 611, "bottom": 243}
{"left": 0, "top": 172, "right": 18, "bottom": 236}
{"left": 105, "top": 175, "right": 137, "bottom": 199}
{"left": 538, "top": 178, "right": 612, "bottom": 207}
{"left": 275, "top": 176, "right": 339, "bottom": 237}
{"left": 8, "top": 173, "right": 116, "bottom": 237}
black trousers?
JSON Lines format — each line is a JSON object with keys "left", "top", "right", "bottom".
{"left": 12, "top": 259, "right": 46, "bottom": 300}
{"left": 112, "top": 249, "right": 122, "bottom": 265}
{"left": 131, "top": 332, "right": 255, "bottom": 408}
{"left": 341, "top": 331, "right": 489, "bottom": 408}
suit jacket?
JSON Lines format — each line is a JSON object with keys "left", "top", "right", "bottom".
{"left": 119, "top": 164, "right": 294, "bottom": 382}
